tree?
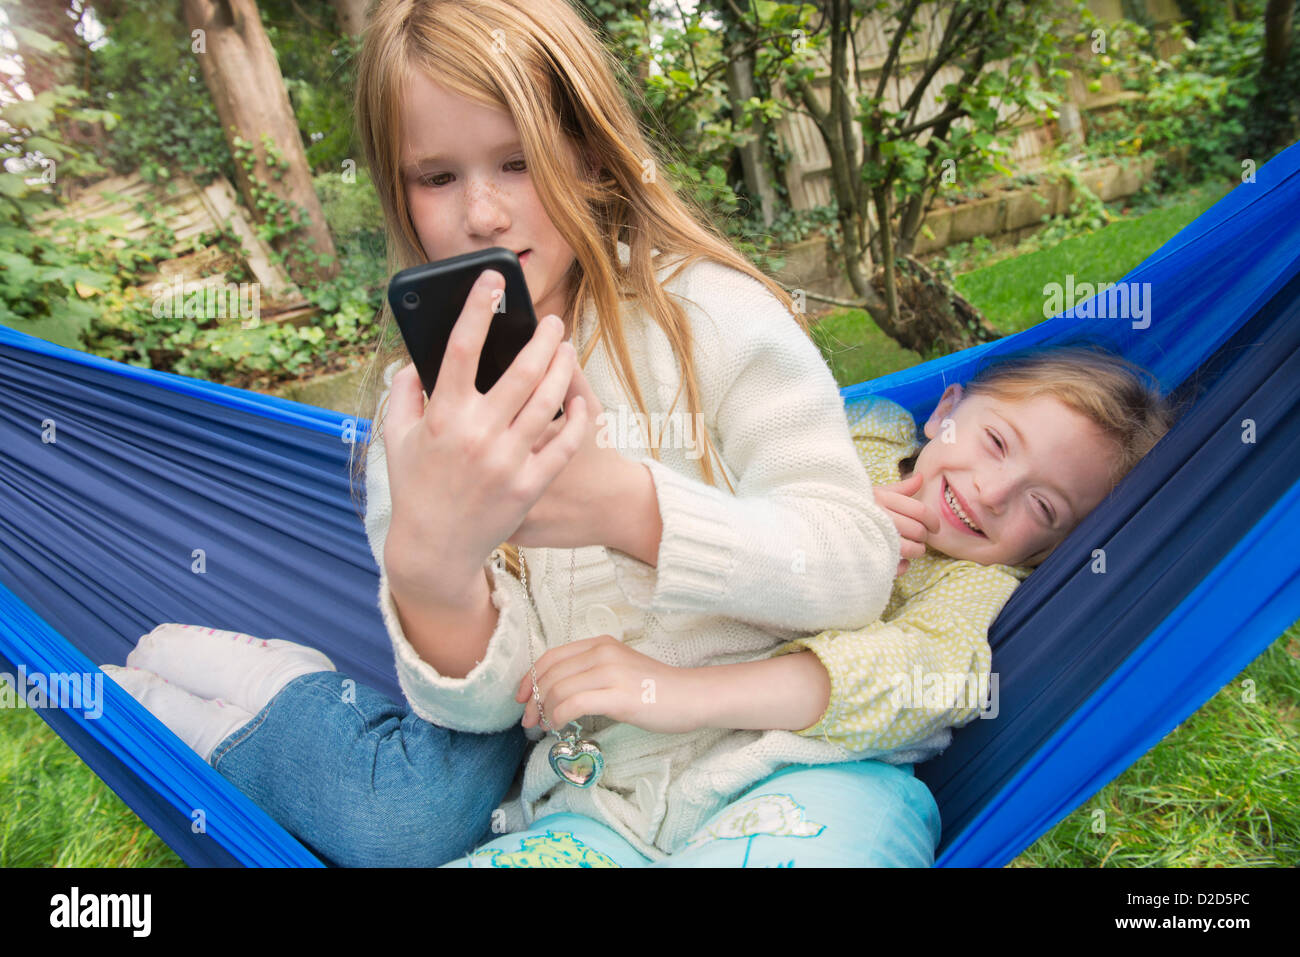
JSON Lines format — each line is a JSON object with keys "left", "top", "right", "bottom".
{"left": 621, "top": 0, "right": 808, "bottom": 234}
{"left": 1255, "top": 0, "right": 1298, "bottom": 152}
{"left": 778, "top": 0, "right": 1073, "bottom": 354}
{"left": 713, "top": 0, "right": 786, "bottom": 226}
{"left": 1263, "top": 0, "right": 1294, "bottom": 71}
{"left": 182, "top": 0, "right": 338, "bottom": 285}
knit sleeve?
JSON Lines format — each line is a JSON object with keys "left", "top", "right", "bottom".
{"left": 606, "top": 260, "right": 899, "bottom": 633}
{"left": 769, "top": 559, "right": 1021, "bottom": 754}
{"left": 362, "top": 379, "right": 537, "bottom": 733}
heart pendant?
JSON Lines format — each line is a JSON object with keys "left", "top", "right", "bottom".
{"left": 549, "top": 737, "right": 605, "bottom": 789}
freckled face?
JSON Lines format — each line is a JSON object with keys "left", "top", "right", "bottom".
{"left": 911, "top": 388, "right": 1119, "bottom": 566}
{"left": 398, "top": 72, "right": 579, "bottom": 324}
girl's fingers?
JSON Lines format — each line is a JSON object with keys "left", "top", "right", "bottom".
{"left": 877, "top": 488, "right": 925, "bottom": 517}
{"left": 891, "top": 514, "right": 930, "bottom": 544}
{"left": 486, "top": 312, "right": 567, "bottom": 428}
{"left": 545, "top": 676, "right": 616, "bottom": 729}
{"left": 530, "top": 634, "right": 609, "bottom": 683}
{"left": 531, "top": 658, "right": 625, "bottom": 729}
{"left": 878, "top": 489, "right": 939, "bottom": 535}
{"left": 384, "top": 361, "right": 426, "bottom": 435}
{"left": 529, "top": 411, "right": 568, "bottom": 455}
{"left": 917, "top": 505, "right": 940, "bottom": 535}
{"left": 515, "top": 632, "right": 602, "bottom": 702}
{"left": 432, "top": 269, "right": 505, "bottom": 403}
{"left": 508, "top": 338, "right": 576, "bottom": 442}
{"left": 525, "top": 392, "right": 588, "bottom": 487}
{"left": 900, "top": 538, "right": 925, "bottom": 560}
{"left": 532, "top": 656, "right": 607, "bottom": 718}
{"left": 564, "top": 362, "right": 605, "bottom": 419}
{"left": 519, "top": 640, "right": 618, "bottom": 726}
{"left": 881, "top": 473, "right": 923, "bottom": 496}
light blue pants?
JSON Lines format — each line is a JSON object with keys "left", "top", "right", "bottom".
{"left": 211, "top": 672, "right": 940, "bottom": 868}
{"left": 446, "top": 761, "right": 941, "bottom": 868}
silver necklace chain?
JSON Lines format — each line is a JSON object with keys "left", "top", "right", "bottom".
{"left": 517, "top": 547, "right": 582, "bottom": 740}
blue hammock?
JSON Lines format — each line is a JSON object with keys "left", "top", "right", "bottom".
{"left": 2, "top": 142, "right": 1298, "bottom": 867}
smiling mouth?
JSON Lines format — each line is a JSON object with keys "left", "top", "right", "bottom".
{"left": 943, "top": 478, "right": 985, "bottom": 536}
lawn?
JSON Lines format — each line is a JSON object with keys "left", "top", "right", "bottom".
{"left": 1, "top": 180, "right": 1294, "bottom": 868}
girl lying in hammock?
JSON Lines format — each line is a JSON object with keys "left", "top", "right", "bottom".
{"left": 101, "top": 0, "right": 1172, "bottom": 868}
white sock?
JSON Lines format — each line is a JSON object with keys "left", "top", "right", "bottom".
{"left": 103, "top": 665, "right": 254, "bottom": 763}
{"left": 126, "top": 623, "right": 336, "bottom": 716}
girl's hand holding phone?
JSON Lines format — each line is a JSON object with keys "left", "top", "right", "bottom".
{"left": 383, "top": 269, "right": 589, "bottom": 607}
{"left": 873, "top": 473, "right": 939, "bottom": 576}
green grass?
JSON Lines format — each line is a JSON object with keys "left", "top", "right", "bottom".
{"left": 0, "top": 705, "right": 182, "bottom": 867}
{"left": 1010, "top": 625, "right": 1299, "bottom": 867}
{"left": 952, "top": 185, "right": 1229, "bottom": 335}
{"left": 2, "top": 179, "right": 1294, "bottom": 868}
{"left": 810, "top": 308, "right": 925, "bottom": 387}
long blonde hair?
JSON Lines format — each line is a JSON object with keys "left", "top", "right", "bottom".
{"left": 347, "top": 0, "right": 802, "bottom": 576}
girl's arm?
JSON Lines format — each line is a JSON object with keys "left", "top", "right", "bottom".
{"left": 363, "top": 375, "right": 549, "bottom": 734}
{"left": 750, "top": 561, "right": 1024, "bottom": 752}
{"left": 687, "top": 650, "right": 832, "bottom": 733}
{"left": 518, "top": 561, "right": 1018, "bottom": 743}
{"left": 607, "top": 260, "right": 900, "bottom": 633}
{"left": 359, "top": 273, "right": 591, "bottom": 731}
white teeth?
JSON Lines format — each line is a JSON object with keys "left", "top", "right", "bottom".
{"left": 945, "top": 483, "right": 981, "bottom": 533}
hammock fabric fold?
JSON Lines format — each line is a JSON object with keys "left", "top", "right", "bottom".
{"left": 2, "top": 142, "right": 1298, "bottom": 867}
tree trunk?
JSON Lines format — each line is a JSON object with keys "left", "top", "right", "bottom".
{"left": 182, "top": 0, "right": 339, "bottom": 286}
{"left": 724, "top": 40, "right": 778, "bottom": 226}
{"left": 794, "top": 0, "right": 999, "bottom": 354}
{"left": 334, "top": 0, "right": 370, "bottom": 37}
{"left": 869, "top": 256, "right": 999, "bottom": 354}
{"left": 795, "top": 0, "right": 884, "bottom": 316}
{"left": 1263, "top": 0, "right": 1294, "bottom": 74}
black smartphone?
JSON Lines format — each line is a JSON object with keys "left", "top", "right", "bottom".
{"left": 387, "top": 247, "right": 542, "bottom": 399}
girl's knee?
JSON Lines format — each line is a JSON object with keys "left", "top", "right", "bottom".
{"left": 313, "top": 732, "right": 524, "bottom": 866}
{"left": 315, "top": 788, "right": 492, "bottom": 867}
{"left": 834, "top": 762, "right": 941, "bottom": 866}
{"left": 216, "top": 675, "right": 522, "bottom": 867}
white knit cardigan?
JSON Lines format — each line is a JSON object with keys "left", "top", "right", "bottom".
{"left": 362, "top": 246, "right": 901, "bottom": 858}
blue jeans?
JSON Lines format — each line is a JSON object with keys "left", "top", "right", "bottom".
{"left": 445, "top": 761, "right": 940, "bottom": 867}
{"left": 210, "top": 672, "right": 528, "bottom": 867}
{"left": 211, "top": 672, "right": 940, "bottom": 868}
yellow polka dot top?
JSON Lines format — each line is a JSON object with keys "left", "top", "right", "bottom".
{"left": 770, "top": 395, "right": 1031, "bottom": 758}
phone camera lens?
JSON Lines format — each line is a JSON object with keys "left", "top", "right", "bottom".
{"left": 402, "top": 291, "right": 420, "bottom": 309}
